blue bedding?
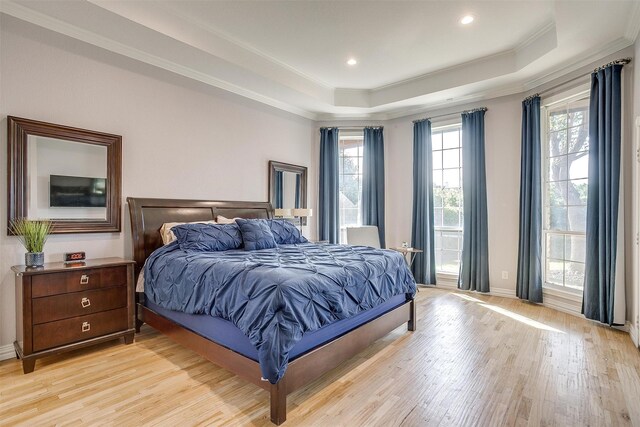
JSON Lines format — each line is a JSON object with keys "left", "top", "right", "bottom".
{"left": 144, "top": 242, "right": 416, "bottom": 383}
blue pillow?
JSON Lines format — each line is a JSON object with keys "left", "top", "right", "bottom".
{"left": 172, "top": 223, "right": 242, "bottom": 252}
{"left": 268, "top": 219, "right": 308, "bottom": 245}
{"left": 235, "top": 218, "right": 277, "bottom": 251}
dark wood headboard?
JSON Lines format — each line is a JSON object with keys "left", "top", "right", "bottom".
{"left": 127, "top": 197, "right": 272, "bottom": 276}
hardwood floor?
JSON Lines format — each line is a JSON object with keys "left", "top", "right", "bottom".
{"left": 1, "top": 288, "right": 639, "bottom": 426}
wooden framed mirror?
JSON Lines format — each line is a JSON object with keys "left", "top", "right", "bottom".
{"left": 7, "top": 116, "right": 122, "bottom": 234}
{"left": 268, "top": 161, "right": 308, "bottom": 225}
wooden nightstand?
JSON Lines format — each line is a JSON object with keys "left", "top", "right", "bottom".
{"left": 13, "top": 257, "right": 136, "bottom": 374}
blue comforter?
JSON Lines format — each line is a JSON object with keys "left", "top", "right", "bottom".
{"left": 144, "top": 242, "right": 416, "bottom": 383}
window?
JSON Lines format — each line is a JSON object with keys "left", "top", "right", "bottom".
{"left": 432, "top": 125, "right": 463, "bottom": 275}
{"left": 338, "top": 133, "right": 364, "bottom": 243}
{"left": 542, "top": 93, "right": 590, "bottom": 291}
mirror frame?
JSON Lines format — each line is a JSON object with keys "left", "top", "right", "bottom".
{"left": 7, "top": 116, "right": 122, "bottom": 234}
{"left": 268, "top": 160, "right": 307, "bottom": 224}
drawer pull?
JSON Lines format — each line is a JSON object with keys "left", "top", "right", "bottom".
{"left": 80, "top": 274, "right": 89, "bottom": 285}
{"left": 82, "top": 322, "right": 91, "bottom": 332}
{"left": 81, "top": 297, "right": 91, "bottom": 308}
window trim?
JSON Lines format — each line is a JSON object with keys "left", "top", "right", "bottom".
{"left": 540, "top": 85, "right": 590, "bottom": 294}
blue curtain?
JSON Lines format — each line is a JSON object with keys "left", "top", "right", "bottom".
{"left": 411, "top": 120, "right": 436, "bottom": 285}
{"left": 295, "top": 174, "right": 301, "bottom": 209}
{"left": 319, "top": 128, "right": 340, "bottom": 243}
{"left": 583, "top": 64, "right": 624, "bottom": 326}
{"left": 459, "top": 109, "right": 490, "bottom": 292}
{"left": 274, "top": 171, "right": 284, "bottom": 209}
{"left": 362, "top": 127, "right": 386, "bottom": 247}
{"left": 516, "top": 96, "right": 543, "bottom": 303}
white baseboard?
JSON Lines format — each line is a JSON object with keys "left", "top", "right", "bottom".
{"left": 425, "top": 282, "right": 516, "bottom": 299}
{"left": 0, "top": 343, "right": 16, "bottom": 362}
{"left": 631, "top": 322, "right": 639, "bottom": 347}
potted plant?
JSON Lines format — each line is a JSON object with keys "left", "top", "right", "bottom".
{"left": 9, "top": 219, "right": 53, "bottom": 267}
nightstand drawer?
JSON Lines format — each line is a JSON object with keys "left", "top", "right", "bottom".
{"left": 32, "top": 308, "right": 128, "bottom": 352}
{"left": 31, "top": 266, "right": 127, "bottom": 297}
{"left": 32, "top": 286, "right": 127, "bottom": 324}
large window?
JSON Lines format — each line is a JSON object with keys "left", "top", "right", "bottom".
{"left": 432, "top": 125, "right": 463, "bottom": 275}
{"left": 338, "top": 133, "right": 364, "bottom": 243}
{"left": 542, "top": 93, "right": 590, "bottom": 291}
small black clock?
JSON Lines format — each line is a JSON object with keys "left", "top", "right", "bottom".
{"left": 64, "top": 251, "right": 86, "bottom": 263}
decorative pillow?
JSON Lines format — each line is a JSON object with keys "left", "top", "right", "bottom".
{"left": 172, "top": 223, "right": 242, "bottom": 252}
{"left": 216, "top": 215, "right": 241, "bottom": 225}
{"left": 235, "top": 218, "right": 277, "bottom": 251}
{"left": 268, "top": 219, "right": 308, "bottom": 244}
{"left": 160, "top": 220, "right": 217, "bottom": 244}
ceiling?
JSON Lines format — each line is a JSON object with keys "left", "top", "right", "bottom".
{"left": 1, "top": 0, "right": 639, "bottom": 120}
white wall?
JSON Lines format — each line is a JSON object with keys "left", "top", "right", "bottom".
{"left": 0, "top": 15, "right": 315, "bottom": 350}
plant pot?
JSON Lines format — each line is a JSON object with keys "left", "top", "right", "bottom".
{"left": 25, "top": 252, "right": 44, "bottom": 267}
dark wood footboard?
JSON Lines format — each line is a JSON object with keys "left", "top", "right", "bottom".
{"left": 138, "top": 298, "right": 416, "bottom": 424}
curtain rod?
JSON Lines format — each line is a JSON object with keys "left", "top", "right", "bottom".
{"left": 319, "top": 126, "right": 383, "bottom": 130}
{"left": 525, "top": 57, "right": 632, "bottom": 101}
{"left": 412, "top": 107, "right": 488, "bottom": 124}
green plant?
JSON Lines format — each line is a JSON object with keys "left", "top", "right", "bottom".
{"left": 9, "top": 219, "right": 52, "bottom": 253}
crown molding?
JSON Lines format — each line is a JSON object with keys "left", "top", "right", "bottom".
{"left": 523, "top": 37, "right": 634, "bottom": 91}
{"left": 624, "top": 1, "right": 640, "bottom": 42}
{"left": 0, "top": 1, "right": 319, "bottom": 120}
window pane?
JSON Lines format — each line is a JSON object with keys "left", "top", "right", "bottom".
{"left": 433, "top": 189, "right": 443, "bottom": 208}
{"left": 545, "top": 258, "right": 564, "bottom": 285}
{"left": 339, "top": 136, "right": 364, "bottom": 242}
{"left": 442, "top": 130, "right": 459, "bottom": 149}
{"left": 343, "top": 157, "right": 359, "bottom": 174}
{"left": 435, "top": 231, "right": 442, "bottom": 250}
{"left": 343, "top": 146, "right": 359, "bottom": 157}
{"left": 432, "top": 132, "right": 442, "bottom": 150}
{"left": 547, "top": 156, "right": 568, "bottom": 182}
{"left": 433, "top": 208, "right": 443, "bottom": 227}
{"left": 441, "top": 188, "right": 462, "bottom": 208}
{"left": 568, "top": 109, "right": 586, "bottom": 127}
{"left": 549, "top": 206, "right": 567, "bottom": 230}
{"left": 547, "top": 182, "right": 567, "bottom": 207}
{"left": 548, "top": 130, "right": 567, "bottom": 157}
{"left": 443, "top": 208, "right": 461, "bottom": 228}
{"left": 439, "top": 250, "right": 460, "bottom": 274}
{"left": 569, "top": 154, "right": 589, "bottom": 180}
{"left": 442, "top": 231, "right": 461, "bottom": 250}
{"left": 565, "top": 235, "right": 586, "bottom": 263}
{"left": 568, "top": 179, "right": 588, "bottom": 205}
{"left": 433, "top": 172, "right": 443, "bottom": 187}
{"left": 432, "top": 150, "right": 443, "bottom": 170}
{"left": 442, "top": 169, "right": 460, "bottom": 188}
{"left": 442, "top": 149, "right": 460, "bottom": 169}
{"left": 567, "top": 206, "right": 586, "bottom": 232}
{"left": 549, "top": 111, "right": 567, "bottom": 131}
{"left": 564, "top": 261, "right": 585, "bottom": 290}
{"left": 568, "top": 126, "right": 589, "bottom": 154}
{"left": 546, "top": 234, "right": 564, "bottom": 260}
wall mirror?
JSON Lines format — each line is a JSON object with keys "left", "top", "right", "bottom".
{"left": 8, "top": 116, "right": 122, "bottom": 234}
{"left": 268, "top": 161, "right": 307, "bottom": 224}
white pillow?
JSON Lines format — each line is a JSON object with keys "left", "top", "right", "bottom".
{"left": 216, "top": 215, "right": 242, "bottom": 224}
{"left": 159, "top": 220, "right": 217, "bottom": 244}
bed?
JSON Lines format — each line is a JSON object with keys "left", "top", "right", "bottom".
{"left": 128, "top": 197, "right": 416, "bottom": 424}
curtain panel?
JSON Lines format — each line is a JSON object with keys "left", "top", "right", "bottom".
{"left": 319, "top": 128, "right": 340, "bottom": 243}
{"left": 516, "top": 96, "right": 543, "bottom": 303}
{"left": 362, "top": 127, "right": 386, "bottom": 247}
{"left": 583, "top": 64, "right": 626, "bottom": 326}
{"left": 459, "top": 109, "right": 490, "bottom": 292}
{"left": 274, "top": 171, "right": 284, "bottom": 209}
{"left": 411, "top": 119, "right": 437, "bottom": 285}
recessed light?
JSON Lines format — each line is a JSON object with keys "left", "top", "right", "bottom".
{"left": 460, "top": 15, "right": 474, "bottom": 25}
{"left": 347, "top": 58, "right": 357, "bottom": 66}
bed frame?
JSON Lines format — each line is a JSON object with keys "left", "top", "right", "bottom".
{"left": 127, "top": 197, "right": 416, "bottom": 424}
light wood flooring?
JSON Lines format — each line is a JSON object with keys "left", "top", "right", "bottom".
{"left": 1, "top": 288, "right": 639, "bottom": 426}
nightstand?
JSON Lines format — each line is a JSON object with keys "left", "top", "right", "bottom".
{"left": 13, "top": 257, "right": 136, "bottom": 374}
{"left": 389, "top": 247, "right": 423, "bottom": 267}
